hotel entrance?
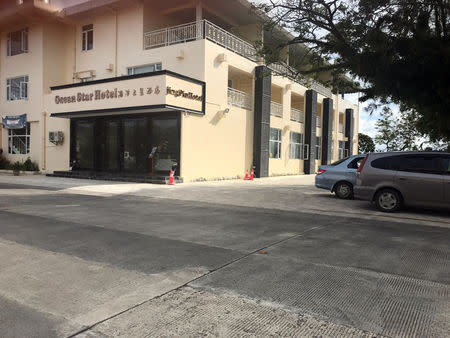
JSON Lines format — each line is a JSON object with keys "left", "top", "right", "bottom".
{"left": 70, "top": 112, "right": 180, "bottom": 176}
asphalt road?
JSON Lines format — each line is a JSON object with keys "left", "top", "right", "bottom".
{"left": 0, "top": 178, "right": 449, "bottom": 337}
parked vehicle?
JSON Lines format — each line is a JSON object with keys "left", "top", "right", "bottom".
{"left": 315, "top": 155, "right": 366, "bottom": 199}
{"left": 354, "top": 152, "right": 450, "bottom": 212}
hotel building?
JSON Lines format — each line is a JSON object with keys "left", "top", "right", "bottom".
{"left": 0, "top": 0, "right": 359, "bottom": 182}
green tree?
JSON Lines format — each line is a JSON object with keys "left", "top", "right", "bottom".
{"left": 375, "top": 107, "right": 399, "bottom": 151}
{"left": 358, "top": 133, "right": 375, "bottom": 153}
{"left": 396, "top": 110, "right": 421, "bottom": 151}
{"left": 258, "top": 0, "right": 450, "bottom": 140}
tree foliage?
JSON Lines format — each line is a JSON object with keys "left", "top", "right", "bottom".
{"left": 259, "top": 0, "right": 450, "bottom": 140}
{"left": 358, "top": 133, "right": 375, "bottom": 153}
{"left": 375, "top": 107, "right": 399, "bottom": 151}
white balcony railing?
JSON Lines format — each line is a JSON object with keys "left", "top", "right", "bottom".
{"left": 270, "top": 101, "right": 283, "bottom": 117}
{"left": 339, "top": 124, "right": 345, "bottom": 133}
{"left": 290, "top": 108, "right": 304, "bottom": 123}
{"left": 143, "top": 20, "right": 333, "bottom": 98}
{"left": 227, "top": 87, "right": 252, "bottom": 110}
{"left": 144, "top": 20, "right": 258, "bottom": 61}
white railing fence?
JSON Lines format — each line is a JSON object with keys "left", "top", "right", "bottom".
{"left": 290, "top": 108, "right": 304, "bottom": 123}
{"left": 316, "top": 115, "right": 322, "bottom": 128}
{"left": 227, "top": 87, "right": 253, "bottom": 110}
{"left": 144, "top": 20, "right": 258, "bottom": 61}
{"left": 270, "top": 101, "right": 283, "bottom": 117}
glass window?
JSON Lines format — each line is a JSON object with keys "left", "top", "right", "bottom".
{"left": 8, "top": 123, "right": 30, "bottom": 154}
{"left": 269, "top": 128, "right": 281, "bottom": 159}
{"left": 127, "top": 63, "right": 162, "bottom": 75}
{"left": 347, "top": 156, "right": 365, "bottom": 169}
{"left": 397, "top": 155, "right": 445, "bottom": 174}
{"left": 7, "top": 75, "right": 28, "bottom": 101}
{"left": 82, "top": 24, "right": 93, "bottom": 51}
{"left": 289, "top": 132, "right": 303, "bottom": 159}
{"left": 315, "top": 136, "right": 322, "bottom": 160}
{"left": 338, "top": 141, "right": 345, "bottom": 160}
{"left": 7, "top": 28, "right": 28, "bottom": 56}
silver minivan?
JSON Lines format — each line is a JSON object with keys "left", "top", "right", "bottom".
{"left": 354, "top": 152, "right": 450, "bottom": 212}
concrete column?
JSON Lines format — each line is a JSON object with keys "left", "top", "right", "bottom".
{"left": 253, "top": 66, "right": 271, "bottom": 178}
{"left": 345, "top": 108, "right": 354, "bottom": 156}
{"left": 321, "top": 98, "right": 333, "bottom": 164}
{"left": 304, "top": 89, "right": 317, "bottom": 174}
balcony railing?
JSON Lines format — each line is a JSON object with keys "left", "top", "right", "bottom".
{"left": 143, "top": 20, "right": 334, "bottom": 98}
{"left": 270, "top": 101, "right": 283, "bottom": 117}
{"left": 339, "top": 123, "right": 345, "bottom": 133}
{"left": 290, "top": 108, "right": 304, "bottom": 123}
{"left": 227, "top": 87, "right": 252, "bottom": 110}
{"left": 144, "top": 20, "right": 258, "bottom": 61}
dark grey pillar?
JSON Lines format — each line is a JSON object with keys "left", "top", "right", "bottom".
{"left": 304, "top": 89, "right": 317, "bottom": 174}
{"left": 322, "top": 98, "right": 333, "bottom": 165}
{"left": 345, "top": 108, "right": 354, "bottom": 156}
{"left": 253, "top": 66, "right": 271, "bottom": 178}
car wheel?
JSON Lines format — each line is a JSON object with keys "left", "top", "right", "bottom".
{"left": 374, "top": 189, "right": 402, "bottom": 212}
{"left": 335, "top": 182, "right": 353, "bottom": 199}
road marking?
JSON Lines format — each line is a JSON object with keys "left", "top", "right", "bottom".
{"left": 53, "top": 204, "right": 80, "bottom": 208}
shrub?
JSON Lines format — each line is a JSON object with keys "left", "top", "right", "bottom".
{"left": 10, "top": 161, "right": 25, "bottom": 171}
{"left": 23, "top": 157, "right": 39, "bottom": 171}
{"left": 0, "top": 156, "right": 10, "bottom": 170}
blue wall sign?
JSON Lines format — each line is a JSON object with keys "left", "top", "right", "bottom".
{"left": 2, "top": 114, "right": 26, "bottom": 129}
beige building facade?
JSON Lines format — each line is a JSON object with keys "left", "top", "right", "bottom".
{"left": 0, "top": 0, "right": 359, "bottom": 182}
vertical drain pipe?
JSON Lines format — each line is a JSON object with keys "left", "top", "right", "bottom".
{"left": 42, "top": 111, "right": 46, "bottom": 171}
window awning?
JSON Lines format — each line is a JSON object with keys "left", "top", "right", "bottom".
{"left": 2, "top": 114, "right": 26, "bottom": 129}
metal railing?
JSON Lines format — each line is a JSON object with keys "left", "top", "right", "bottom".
{"left": 227, "top": 87, "right": 252, "bottom": 110}
{"left": 143, "top": 20, "right": 334, "bottom": 98}
{"left": 290, "top": 108, "right": 304, "bottom": 123}
{"left": 270, "top": 101, "right": 283, "bottom": 117}
{"left": 144, "top": 20, "right": 258, "bottom": 61}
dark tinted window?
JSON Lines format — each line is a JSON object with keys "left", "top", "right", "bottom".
{"left": 371, "top": 156, "right": 402, "bottom": 170}
{"left": 397, "top": 155, "right": 444, "bottom": 174}
{"left": 347, "top": 157, "right": 365, "bottom": 169}
{"left": 438, "top": 155, "right": 450, "bottom": 174}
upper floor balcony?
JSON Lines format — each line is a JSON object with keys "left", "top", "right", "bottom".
{"left": 144, "top": 20, "right": 258, "bottom": 62}
{"left": 143, "top": 20, "right": 333, "bottom": 98}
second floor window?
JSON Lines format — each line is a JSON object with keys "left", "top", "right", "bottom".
{"left": 127, "top": 63, "right": 162, "bottom": 75}
{"left": 82, "top": 24, "right": 93, "bottom": 51}
{"left": 7, "top": 76, "right": 28, "bottom": 101}
{"left": 7, "top": 28, "right": 28, "bottom": 56}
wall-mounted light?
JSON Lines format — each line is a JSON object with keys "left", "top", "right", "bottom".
{"left": 217, "top": 53, "right": 227, "bottom": 63}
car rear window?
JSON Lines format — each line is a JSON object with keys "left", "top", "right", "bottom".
{"left": 330, "top": 157, "right": 350, "bottom": 166}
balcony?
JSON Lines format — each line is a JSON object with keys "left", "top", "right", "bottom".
{"left": 316, "top": 115, "right": 322, "bottom": 128}
{"left": 143, "top": 20, "right": 334, "bottom": 98}
{"left": 270, "top": 101, "right": 283, "bottom": 118}
{"left": 290, "top": 108, "right": 304, "bottom": 123}
{"left": 227, "top": 88, "right": 252, "bottom": 110}
{"left": 144, "top": 20, "right": 258, "bottom": 61}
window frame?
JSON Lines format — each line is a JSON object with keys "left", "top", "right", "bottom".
{"left": 289, "top": 131, "right": 303, "bottom": 160}
{"left": 315, "top": 136, "right": 322, "bottom": 160}
{"left": 82, "top": 24, "right": 94, "bottom": 51}
{"left": 7, "top": 28, "right": 28, "bottom": 56}
{"left": 127, "top": 62, "right": 162, "bottom": 75}
{"left": 7, "top": 75, "right": 29, "bottom": 101}
{"left": 269, "top": 128, "right": 282, "bottom": 159}
{"left": 8, "top": 122, "right": 31, "bottom": 155}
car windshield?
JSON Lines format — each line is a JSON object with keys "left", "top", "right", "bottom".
{"left": 330, "top": 157, "right": 350, "bottom": 166}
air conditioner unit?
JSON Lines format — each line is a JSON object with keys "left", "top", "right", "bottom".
{"left": 49, "top": 131, "right": 64, "bottom": 145}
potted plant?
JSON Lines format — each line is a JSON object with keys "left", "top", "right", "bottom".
{"left": 11, "top": 161, "right": 23, "bottom": 176}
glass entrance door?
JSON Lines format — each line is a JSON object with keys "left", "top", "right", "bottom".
{"left": 71, "top": 113, "right": 180, "bottom": 175}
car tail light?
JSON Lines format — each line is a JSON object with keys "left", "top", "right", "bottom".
{"left": 358, "top": 154, "right": 369, "bottom": 173}
{"left": 317, "top": 169, "right": 326, "bottom": 175}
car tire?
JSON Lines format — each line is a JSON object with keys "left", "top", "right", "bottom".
{"left": 334, "top": 182, "right": 353, "bottom": 199}
{"left": 374, "top": 188, "right": 402, "bottom": 212}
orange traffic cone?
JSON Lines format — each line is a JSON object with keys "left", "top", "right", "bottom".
{"left": 250, "top": 168, "right": 254, "bottom": 181}
{"left": 168, "top": 170, "right": 175, "bottom": 185}
{"left": 244, "top": 169, "right": 249, "bottom": 180}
